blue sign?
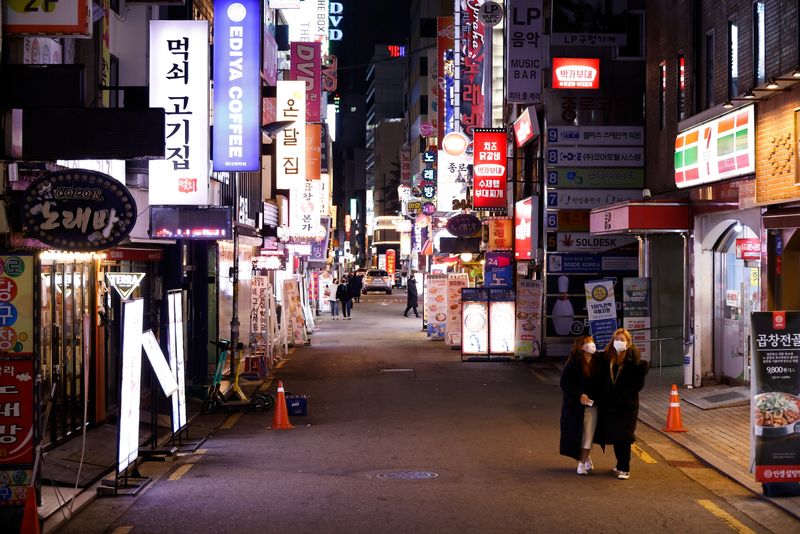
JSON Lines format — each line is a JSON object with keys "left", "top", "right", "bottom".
{"left": 213, "top": 0, "right": 261, "bottom": 171}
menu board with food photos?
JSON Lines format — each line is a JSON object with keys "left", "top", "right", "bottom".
{"left": 489, "top": 289, "right": 516, "bottom": 356}
{"left": 425, "top": 274, "right": 449, "bottom": 339}
{"left": 750, "top": 311, "right": 800, "bottom": 483}
{"left": 445, "top": 273, "right": 470, "bottom": 347}
{"left": 516, "top": 279, "right": 544, "bottom": 358}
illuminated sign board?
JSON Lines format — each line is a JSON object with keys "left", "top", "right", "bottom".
{"left": 142, "top": 330, "right": 179, "bottom": 397}
{"left": 329, "top": 1, "right": 343, "bottom": 41}
{"left": 290, "top": 42, "right": 322, "bottom": 123}
{"left": 552, "top": 58, "right": 600, "bottom": 89}
{"left": 213, "top": 0, "right": 261, "bottom": 171}
{"left": 150, "top": 206, "right": 232, "bottom": 240}
{"left": 149, "top": 20, "right": 210, "bottom": 205}
{"left": 106, "top": 273, "right": 146, "bottom": 300}
{"left": 21, "top": 170, "right": 138, "bottom": 252}
{"left": 118, "top": 298, "right": 144, "bottom": 472}
{"left": 513, "top": 107, "right": 539, "bottom": 148}
{"left": 472, "top": 129, "right": 508, "bottom": 210}
{"left": 167, "top": 291, "right": 187, "bottom": 433}
{"left": 514, "top": 197, "right": 537, "bottom": 260}
{"left": 3, "top": 0, "right": 91, "bottom": 36}
{"left": 387, "top": 45, "right": 406, "bottom": 57}
{"left": 506, "top": 0, "right": 544, "bottom": 103}
{"left": 276, "top": 81, "right": 306, "bottom": 190}
{"left": 0, "top": 255, "right": 34, "bottom": 357}
{"left": 674, "top": 105, "right": 755, "bottom": 188}
{"left": 0, "top": 359, "right": 35, "bottom": 466}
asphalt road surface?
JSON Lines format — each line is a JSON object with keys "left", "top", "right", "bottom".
{"left": 59, "top": 293, "right": 799, "bottom": 534}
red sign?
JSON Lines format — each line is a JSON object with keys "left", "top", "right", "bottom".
{"left": 514, "top": 197, "right": 533, "bottom": 260}
{"left": 735, "top": 238, "right": 760, "bottom": 261}
{"left": 460, "top": 8, "right": 485, "bottom": 135}
{"left": 437, "top": 16, "right": 455, "bottom": 141}
{"left": 290, "top": 42, "right": 322, "bottom": 123}
{"left": 773, "top": 311, "right": 786, "bottom": 330}
{"left": 472, "top": 129, "right": 508, "bottom": 210}
{"left": 552, "top": 58, "right": 600, "bottom": 89}
{"left": 386, "top": 249, "right": 396, "bottom": 278}
{"left": 0, "top": 359, "right": 35, "bottom": 465}
{"left": 513, "top": 107, "right": 539, "bottom": 148}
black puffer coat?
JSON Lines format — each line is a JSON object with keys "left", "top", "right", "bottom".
{"left": 559, "top": 353, "right": 606, "bottom": 460}
{"left": 601, "top": 347, "right": 649, "bottom": 445}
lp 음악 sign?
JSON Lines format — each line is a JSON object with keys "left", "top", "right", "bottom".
{"left": 750, "top": 312, "right": 800, "bottom": 483}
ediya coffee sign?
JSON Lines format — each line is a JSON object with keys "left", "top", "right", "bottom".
{"left": 22, "top": 170, "right": 137, "bottom": 251}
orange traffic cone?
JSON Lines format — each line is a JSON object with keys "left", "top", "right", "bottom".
{"left": 663, "top": 384, "right": 688, "bottom": 432}
{"left": 269, "top": 381, "right": 294, "bottom": 430}
{"left": 20, "top": 486, "right": 40, "bottom": 534}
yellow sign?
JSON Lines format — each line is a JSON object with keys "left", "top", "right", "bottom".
{"left": 0, "top": 255, "right": 35, "bottom": 356}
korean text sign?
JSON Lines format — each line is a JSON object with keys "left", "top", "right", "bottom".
{"left": 0, "top": 256, "right": 34, "bottom": 357}
{"left": 213, "top": 0, "right": 261, "bottom": 171}
{"left": 750, "top": 312, "right": 800, "bottom": 483}
{"left": 276, "top": 81, "right": 307, "bottom": 190}
{"left": 459, "top": 0, "right": 485, "bottom": 135}
{"left": 506, "top": 0, "right": 544, "bottom": 103}
{"left": 472, "top": 129, "right": 508, "bottom": 209}
{"left": 0, "top": 359, "right": 35, "bottom": 465}
{"left": 290, "top": 42, "right": 322, "bottom": 123}
{"left": 149, "top": 21, "right": 210, "bottom": 205}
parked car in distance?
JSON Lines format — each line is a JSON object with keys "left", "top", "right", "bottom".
{"left": 363, "top": 269, "right": 392, "bottom": 294}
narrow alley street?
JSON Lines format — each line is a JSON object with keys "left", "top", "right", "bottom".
{"left": 54, "top": 295, "right": 799, "bottom": 534}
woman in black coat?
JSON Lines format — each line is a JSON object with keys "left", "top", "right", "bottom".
{"left": 403, "top": 275, "right": 419, "bottom": 318}
{"left": 559, "top": 334, "right": 605, "bottom": 475}
{"left": 601, "top": 327, "right": 648, "bottom": 480}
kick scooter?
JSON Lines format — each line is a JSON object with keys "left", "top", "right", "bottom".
{"left": 202, "top": 339, "right": 274, "bottom": 414}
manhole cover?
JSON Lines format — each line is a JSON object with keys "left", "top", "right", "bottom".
{"left": 702, "top": 391, "right": 746, "bottom": 403}
{"left": 377, "top": 471, "right": 438, "bottom": 480}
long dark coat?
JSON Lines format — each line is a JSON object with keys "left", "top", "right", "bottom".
{"left": 559, "top": 353, "right": 606, "bottom": 460}
{"left": 601, "top": 347, "right": 649, "bottom": 445}
{"left": 406, "top": 278, "right": 418, "bottom": 307}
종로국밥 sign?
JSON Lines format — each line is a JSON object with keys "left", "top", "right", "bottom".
{"left": 21, "top": 170, "right": 137, "bottom": 251}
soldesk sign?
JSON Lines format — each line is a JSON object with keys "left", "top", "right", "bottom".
{"left": 213, "top": 0, "right": 261, "bottom": 171}
{"left": 21, "top": 170, "right": 137, "bottom": 251}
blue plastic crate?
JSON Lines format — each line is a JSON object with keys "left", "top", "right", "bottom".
{"left": 285, "top": 395, "right": 307, "bottom": 416}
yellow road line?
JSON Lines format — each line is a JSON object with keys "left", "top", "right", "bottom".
{"left": 276, "top": 359, "right": 289, "bottom": 368}
{"left": 111, "top": 527, "right": 133, "bottom": 534}
{"left": 168, "top": 464, "right": 194, "bottom": 481}
{"left": 632, "top": 443, "right": 658, "bottom": 464}
{"left": 696, "top": 500, "right": 756, "bottom": 534}
{"left": 221, "top": 412, "right": 243, "bottom": 429}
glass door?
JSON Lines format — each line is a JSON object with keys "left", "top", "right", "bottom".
{"left": 40, "top": 257, "right": 93, "bottom": 446}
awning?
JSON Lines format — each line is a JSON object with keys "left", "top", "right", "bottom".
{"left": 762, "top": 208, "right": 800, "bottom": 229}
{"left": 590, "top": 201, "right": 690, "bottom": 235}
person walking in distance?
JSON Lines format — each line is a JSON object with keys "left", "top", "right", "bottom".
{"left": 353, "top": 272, "right": 363, "bottom": 303}
{"left": 336, "top": 276, "right": 352, "bottom": 319}
{"left": 403, "top": 275, "right": 420, "bottom": 318}
{"left": 324, "top": 278, "right": 339, "bottom": 319}
{"left": 559, "top": 335, "right": 605, "bottom": 475}
{"left": 601, "top": 328, "right": 648, "bottom": 480}
{"left": 347, "top": 273, "right": 359, "bottom": 310}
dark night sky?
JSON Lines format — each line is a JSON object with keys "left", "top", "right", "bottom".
{"left": 332, "top": 1, "right": 411, "bottom": 93}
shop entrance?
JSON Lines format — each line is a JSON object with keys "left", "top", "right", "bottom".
{"left": 39, "top": 256, "right": 97, "bottom": 446}
{"left": 712, "top": 223, "right": 760, "bottom": 384}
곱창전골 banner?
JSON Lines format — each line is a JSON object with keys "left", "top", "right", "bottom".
{"left": 472, "top": 129, "right": 508, "bottom": 210}
{"left": 750, "top": 311, "right": 800, "bottom": 484}
{"left": 213, "top": 0, "right": 261, "bottom": 172}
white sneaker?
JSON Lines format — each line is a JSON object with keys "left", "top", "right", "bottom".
{"left": 612, "top": 465, "right": 620, "bottom": 474}
{"left": 617, "top": 471, "right": 630, "bottom": 480}
{"left": 585, "top": 457, "right": 593, "bottom": 471}
{"left": 577, "top": 462, "right": 588, "bottom": 475}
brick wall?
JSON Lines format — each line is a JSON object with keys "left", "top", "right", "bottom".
{"left": 756, "top": 92, "right": 798, "bottom": 204}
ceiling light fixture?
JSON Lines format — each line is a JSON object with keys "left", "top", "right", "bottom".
{"left": 722, "top": 100, "right": 734, "bottom": 109}
{"left": 744, "top": 89, "right": 756, "bottom": 99}
{"left": 766, "top": 77, "right": 780, "bottom": 89}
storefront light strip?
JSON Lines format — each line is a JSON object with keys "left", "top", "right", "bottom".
{"left": 40, "top": 251, "right": 107, "bottom": 262}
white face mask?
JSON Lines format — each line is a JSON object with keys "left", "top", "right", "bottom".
{"left": 582, "top": 342, "right": 597, "bottom": 354}
{"left": 613, "top": 339, "right": 627, "bottom": 352}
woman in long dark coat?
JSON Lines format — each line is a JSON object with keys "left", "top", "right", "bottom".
{"left": 559, "top": 334, "right": 605, "bottom": 475}
{"left": 601, "top": 327, "right": 648, "bottom": 480}
{"left": 403, "top": 275, "right": 419, "bottom": 318}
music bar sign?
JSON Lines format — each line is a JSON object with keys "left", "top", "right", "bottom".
{"left": 106, "top": 273, "right": 146, "bottom": 300}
